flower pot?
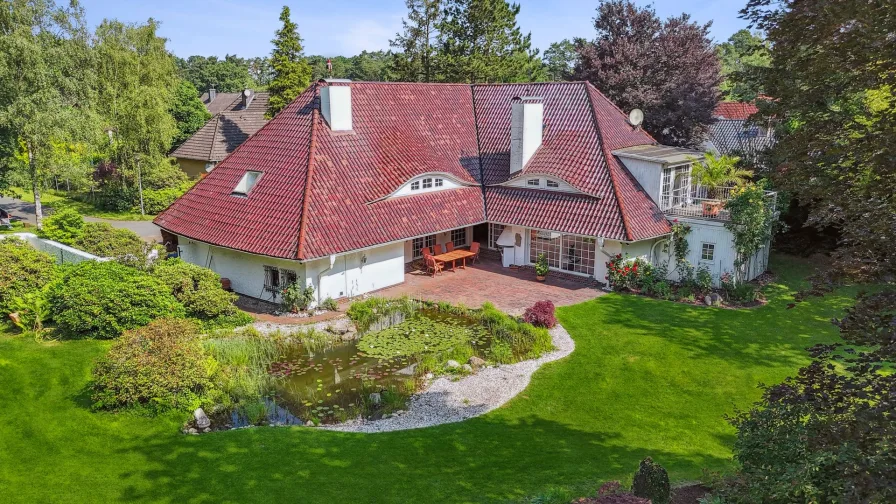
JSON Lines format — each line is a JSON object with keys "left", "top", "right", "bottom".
{"left": 702, "top": 200, "right": 722, "bottom": 217}
{"left": 536, "top": 275, "right": 546, "bottom": 282}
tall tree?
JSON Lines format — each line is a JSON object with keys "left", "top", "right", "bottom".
{"left": 94, "top": 19, "right": 178, "bottom": 215}
{"left": 175, "top": 55, "right": 253, "bottom": 94}
{"left": 390, "top": 0, "right": 442, "bottom": 82}
{"left": 0, "top": 0, "right": 99, "bottom": 228}
{"left": 266, "top": 6, "right": 312, "bottom": 118}
{"left": 436, "top": 0, "right": 545, "bottom": 83}
{"left": 169, "top": 79, "right": 211, "bottom": 149}
{"left": 574, "top": 0, "right": 721, "bottom": 147}
{"left": 247, "top": 56, "right": 273, "bottom": 88}
{"left": 717, "top": 29, "right": 771, "bottom": 101}
{"left": 542, "top": 39, "right": 577, "bottom": 81}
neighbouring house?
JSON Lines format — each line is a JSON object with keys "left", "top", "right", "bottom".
{"left": 704, "top": 100, "right": 776, "bottom": 161}
{"left": 155, "top": 80, "right": 775, "bottom": 306}
{"left": 171, "top": 88, "right": 270, "bottom": 178}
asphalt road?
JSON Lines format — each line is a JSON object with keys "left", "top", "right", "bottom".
{"left": 0, "top": 195, "right": 161, "bottom": 242}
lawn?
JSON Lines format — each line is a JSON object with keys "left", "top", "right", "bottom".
{"left": 0, "top": 255, "right": 864, "bottom": 503}
{"left": 11, "top": 187, "right": 155, "bottom": 221}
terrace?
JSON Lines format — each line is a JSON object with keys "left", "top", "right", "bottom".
{"left": 661, "top": 185, "right": 777, "bottom": 221}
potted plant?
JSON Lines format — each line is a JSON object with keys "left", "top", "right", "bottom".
{"left": 690, "top": 153, "right": 753, "bottom": 216}
{"left": 534, "top": 253, "right": 549, "bottom": 281}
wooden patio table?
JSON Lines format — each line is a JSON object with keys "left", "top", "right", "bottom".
{"left": 433, "top": 249, "right": 476, "bottom": 272}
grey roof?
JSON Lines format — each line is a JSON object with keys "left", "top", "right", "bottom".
{"left": 172, "top": 91, "right": 270, "bottom": 163}
{"left": 705, "top": 118, "right": 776, "bottom": 158}
{"left": 612, "top": 144, "right": 704, "bottom": 165}
{"left": 199, "top": 91, "right": 243, "bottom": 116}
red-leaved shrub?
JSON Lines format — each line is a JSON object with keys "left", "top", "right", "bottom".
{"left": 523, "top": 300, "right": 557, "bottom": 328}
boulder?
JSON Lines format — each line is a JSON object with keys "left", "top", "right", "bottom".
{"left": 446, "top": 360, "right": 461, "bottom": 369}
{"left": 396, "top": 363, "right": 417, "bottom": 376}
{"left": 187, "top": 428, "right": 198, "bottom": 435}
{"left": 193, "top": 408, "right": 211, "bottom": 429}
{"left": 461, "top": 364, "right": 474, "bottom": 373}
{"left": 705, "top": 292, "right": 723, "bottom": 307}
{"left": 305, "top": 420, "right": 314, "bottom": 427}
{"left": 425, "top": 372, "right": 434, "bottom": 380}
{"left": 369, "top": 392, "right": 382, "bottom": 405}
{"left": 468, "top": 356, "right": 486, "bottom": 369}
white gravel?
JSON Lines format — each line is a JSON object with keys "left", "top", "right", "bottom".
{"left": 321, "top": 324, "right": 575, "bottom": 433}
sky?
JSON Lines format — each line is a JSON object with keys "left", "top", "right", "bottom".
{"left": 78, "top": 0, "right": 751, "bottom": 58}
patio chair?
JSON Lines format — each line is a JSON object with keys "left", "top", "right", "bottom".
{"left": 469, "top": 242, "right": 481, "bottom": 263}
{"left": 425, "top": 255, "right": 444, "bottom": 277}
{"left": 445, "top": 241, "right": 455, "bottom": 252}
{"left": 421, "top": 247, "right": 432, "bottom": 257}
{"left": 433, "top": 244, "right": 444, "bottom": 255}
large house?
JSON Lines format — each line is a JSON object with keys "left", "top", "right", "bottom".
{"left": 704, "top": 100, "right": 775, "bottom": 160}
{"left": 156, "top": 80, "right": 774, "bottom": 305}
{"left": 171, "top": 89, "right": 270, "bottom": 178}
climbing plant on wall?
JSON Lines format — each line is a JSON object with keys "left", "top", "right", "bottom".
{"left": 724, "top": 183, "right": 778, "bottom": 281}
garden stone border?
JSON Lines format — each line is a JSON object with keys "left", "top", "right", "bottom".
{"left": 321, "top": 324, "right": 575, "bottom": 434}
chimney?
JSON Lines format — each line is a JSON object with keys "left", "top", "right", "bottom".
{"left": 510, "top": 97, "right": 544, "bottom": 174}
{"left": 240, "top": 89, "right": 254, "bottom": 109}
{"left": 208, "top": 88, "right": 216, "bottom": 102}
{"left": 320, "top": 79, "right": 352, "bottom": 131}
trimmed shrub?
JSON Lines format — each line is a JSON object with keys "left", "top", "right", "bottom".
{"left": 152, "top": 258, "right": 237, "bottom": 319}
{"left": 0, "top": 237, "right": 60, "bottom": 313}
{"left": 281, "top": 282, "right": 314, "bottom": 312}
{"left": 523, "top": 300, "right": 557, "bottom": 328}
{"left": 91, "top": 319, "right": 215, "bottom": 412}
{"left": 632, "top": 457, "right": 671, "bottom": 504}
{"left": 142, "top": 181, "right": 194, "bottom": 215}
{"left": 48, "top": 261, "right": 185, "bottom": 339}
{"left": 74, "top": 222, "right": 161, "bottom": 269}
{"left": 320, "top": 296, "right": 339, "bottom": 311}
{"left": 37, "top": 207, "right": 84, "bottom": 244}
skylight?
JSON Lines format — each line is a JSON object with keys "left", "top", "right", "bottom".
{"left": 233, "top": 171, "right": 262, "bottom": 195}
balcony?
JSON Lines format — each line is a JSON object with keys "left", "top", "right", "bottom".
{"left": 661, "top": 185, "right": 777, "bottom": 221}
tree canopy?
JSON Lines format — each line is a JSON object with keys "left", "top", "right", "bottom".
{"left": 169, "top": 80, "right": 211, "bottom": 149}
{"left": 266, "top": 6, "right": 312, "bottom": 118}
{"left": 717, "top": 29, "right": 771, "bottom": 101}
{"left": 175, "top": 54, "right": 254, "bottom": 94}
{"left": 390, "top": 0, "right": 442, "bottom": 82}
{"left": 542, "top": 39, "right": 577, "bottom": 82}
{"left": 573, "top": 0, "right": 721, "bottom": 147}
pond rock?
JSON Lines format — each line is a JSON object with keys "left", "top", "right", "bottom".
{"left": 193, "top": 408, "right": 211, "bottom": 429}
{"left": 446, "top": 360, "right": 461, "bottom": 369}
{"left": 369, "top": 392, "right": 382, "bottom": 405}
{"left": 461, "top": 364, "right": 474, "bottom": 373}
{"left": 468, "top": 356, "right": 486, "bottom": 369}
{"left": 396, "top": 363, "right": 417, "bottom": 376}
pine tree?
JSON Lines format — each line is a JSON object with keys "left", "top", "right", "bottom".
{"left": 436, "top": 0, "right": 544, "bottom": 83}
{"left": 390, "top": 0, "right": 442, "bottom": 82}
{"left": 266, "top": 6, "right": 312, "bottom": 118}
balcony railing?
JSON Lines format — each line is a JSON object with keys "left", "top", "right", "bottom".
{"left": 661, "top": 185, "right": 777, "bottom": 221}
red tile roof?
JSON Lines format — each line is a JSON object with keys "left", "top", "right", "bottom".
{"left": 156, "top": 81, "right": 672, "bottom": 261}
{"left": 713, "top": 101, "right": 758, "bottom": 120}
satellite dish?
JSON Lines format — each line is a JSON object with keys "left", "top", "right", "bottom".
{"left": 629, "top": 108, "right": 644, "bottom": 128}
{"left": 243, "top": 89, "right": 252, "bottom": 98}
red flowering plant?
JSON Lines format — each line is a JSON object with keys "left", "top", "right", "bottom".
{"left": 605, "top": 254, "right": 652, "bottom": 290}
{"left": 523, "top": 300, "right": 557, "bottom": 328}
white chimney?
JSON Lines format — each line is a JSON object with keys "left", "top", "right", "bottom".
{"left": 510, "top": 97, "right": 544, "bottom": 174}
{"left": 320, "top": 79, "right": 352, "bottom": 131}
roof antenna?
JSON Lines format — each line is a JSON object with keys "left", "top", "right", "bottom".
{"left": 326, "top": 58, "right": 333, "bottom": 76}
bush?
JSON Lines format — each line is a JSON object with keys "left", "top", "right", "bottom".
{"left": 91, "top": 319, "right": 215, "bottom": 412}
{"left": 695, "top": 265, "right": 713, "bottom": 294}
{"left": 37, "top": 208, "right": 84, "bottom": 244}
{"left": 606, "top": 254, "right": 651, "bottom": 290}
{"left": 281, "top": 282, "right": 314, "bottom": 312}
{"left": 647, "top": 280, "right": 673, "bottom": 300}
{"left": 48, "top": 261, "right": 185, "bottom": 339}
{"left": 74, "top": 222, "right": 161, "bottom": 269}
{"left": 523, "top": 300, "right": 557, "bottom": 328}
{"left": 320, "top": 296, "right": 339, "bottom": 311}
{"left": 632, "top": 457, "right": 671, "bottom": 504}
{"left": 152, "top": 258, "right": 237, "bottom": 319}
{"left": 720, "top": 273, "right": 759, "bottom": 304}
{"left": 142, "top": 181, "right": 194, "bottom": 215}
{"left": 0, "top": 237, "right": 60, "bottom": 313}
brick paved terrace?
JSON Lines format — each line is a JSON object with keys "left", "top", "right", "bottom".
{"left": 376, "top": 257, "right": 605, "bottom": 315}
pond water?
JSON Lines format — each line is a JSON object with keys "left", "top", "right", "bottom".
{"left": 227, "top": 310, "right": 494, "bottom": 427}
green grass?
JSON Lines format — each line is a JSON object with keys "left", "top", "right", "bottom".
{"left": 0, "top": 255, "right": 868, "bottom": 503}
{"left": 11, "top": 187, "right": 155, "bottom": 221}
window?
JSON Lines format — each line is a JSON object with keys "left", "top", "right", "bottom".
{"left": 527, "top": 178, "right": 540, "bottom": 187}
{"left": 546, "top": 180, "right": 559, "bottom": 188}
{"left": 661, "top": 165, "right": 691, "bottom": 209}
{"left": 422, "top": 178, "right": 433, "bottom": 189}
{"left": 701, "top": 243, "right": 715, "bottom": 261}
{"left": 263, "top": 265, "right": 281, "bottom": 292}
{"left": 280, "top": 269, "right": 298, "bottom": 288}
{"left": 529, "top": 230, "right": 595, "bottom": 276}
{"left": 450, "top": 228, "right": 466, "bottom": 246}
{"left": 488, "top": 223, "right": 505, "bottom": 250}
{"left": 434, "top": 178, "right": 443, "bottom": 187}
{"left": 233, "top": 171, "right": 262, "bottom": 195}
{"left": 410, "top": 181, "right": 420, "bottom": 190}
{"left": 412, "top": 234, "right": 436, "bottom": 258}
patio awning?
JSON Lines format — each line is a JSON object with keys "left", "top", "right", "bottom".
{"left": 495, "top": 226, "right": 516, "bottom": 247}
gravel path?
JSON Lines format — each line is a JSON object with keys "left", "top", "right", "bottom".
{"left": 321, "top": 324, "right": 575, "bottom": 433}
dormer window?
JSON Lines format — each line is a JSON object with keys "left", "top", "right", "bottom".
{"left": 398, "top": 175, "right": 458, "bottom": 197}
{"left": 233, "top": 171, "right": 262, "bottom": 195}
{"left": 546, "top": 180, "right": 559, "bottom": 188}
{"left": 422, "top": 178, "right": 433, "bottom": 189}
{"left": 527, "top": 178, "right": 540, "bottom": 187}
{"left": 434, "top": 178, "right": 443, "bottom": 187}
{"left": 411, "top": 181, "right": 420, "bottom": 190}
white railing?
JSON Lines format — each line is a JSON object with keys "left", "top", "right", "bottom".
{"left": 662, "top": 186, "right": 777, "bottom": 221}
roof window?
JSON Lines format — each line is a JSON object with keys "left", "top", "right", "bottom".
{"left": 233, "top": 171, "right": 262, "bottom": 195}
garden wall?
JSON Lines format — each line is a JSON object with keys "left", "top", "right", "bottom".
{"left": 0, "top": 233, "right": 104, "bottom": 264}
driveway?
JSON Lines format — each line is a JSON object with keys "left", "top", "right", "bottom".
{"left": 0, "top": 195, "right": 161, "bottom": 242}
